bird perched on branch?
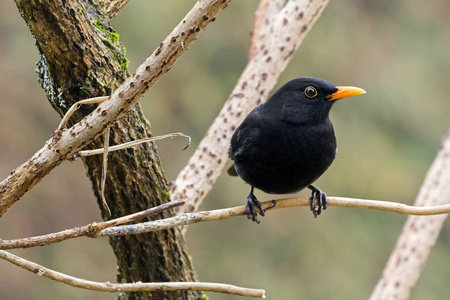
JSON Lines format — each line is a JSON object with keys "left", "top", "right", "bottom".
{"left": 228, "top": 77, "right": 366, "bottom": 223}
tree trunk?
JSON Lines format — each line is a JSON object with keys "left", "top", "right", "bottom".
{"left": 14, "top": 1, "right": 200, "bottom": 299}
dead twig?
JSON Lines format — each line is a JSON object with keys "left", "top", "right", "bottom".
{"left": 100, "top": 126, "right": 111, "bottom": 215}
{"left": 0, "top": 250, "right": 265, "bottom": 298}
{"left": 76, "top": 133, "right": 191, "bottom": 157}
{"left": 0, "top": 200, "right": 185, "bottom": 250}
{"left": 57, "top": 96, "right": 109, "bottom": 130}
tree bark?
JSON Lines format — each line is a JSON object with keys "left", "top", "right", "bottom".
{"left": 14, "top": 1, "right": 199, "bottom": 299}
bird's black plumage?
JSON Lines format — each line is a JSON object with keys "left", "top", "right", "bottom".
{"left": 228, "top": 77, "right": 365, "bottom": 223}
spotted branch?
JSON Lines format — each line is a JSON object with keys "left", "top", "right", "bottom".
{"left": 170, "top": 0, "right": 330, "bottom": 216}
{"left": 0, "top": 0, "right": 231, "bottom": 216}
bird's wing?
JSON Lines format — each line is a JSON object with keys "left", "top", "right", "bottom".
{"left": 228, "top": 112, "right": 261, "bottom": 162}
{"left": 228, "top": 123, "right": 259, "bottom": 177}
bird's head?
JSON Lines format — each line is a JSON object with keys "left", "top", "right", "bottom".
{"left": 265, "top": 77, "right": 366, "bottom": 124}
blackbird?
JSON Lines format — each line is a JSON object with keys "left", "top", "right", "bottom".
{"left": 228, "top": 77, "right": 365, "bottom": 223}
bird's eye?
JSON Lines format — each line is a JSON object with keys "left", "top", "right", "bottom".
{"left": 305, "top": 86, "right": 318, "bottom": 98}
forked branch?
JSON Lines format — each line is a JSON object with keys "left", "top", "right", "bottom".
{"left": 0, "top": 0, "right": 232, "bottom": 216}
{"left": 0, "top": 200, "right": 185, "bottom": 249}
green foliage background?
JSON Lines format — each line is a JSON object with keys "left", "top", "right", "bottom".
{"left": 0, "top": 1, "right": 449, "bottom": 299}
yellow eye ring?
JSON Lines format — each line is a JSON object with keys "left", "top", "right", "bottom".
{"left": 305, "top": 86, "right": 318, "bottom": 98}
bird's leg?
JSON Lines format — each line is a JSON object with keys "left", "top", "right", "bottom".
{"left": 307, "top": 185, "right": 328, "bottom": 218}
{"left": 245, "top": 187, "right": 265, "bottom": 223}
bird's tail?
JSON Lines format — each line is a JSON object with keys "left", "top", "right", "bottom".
{"left": 227, "top": 164, "right": 238, "bottom": 176}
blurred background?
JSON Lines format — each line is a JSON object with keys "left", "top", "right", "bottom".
{"left": 1, "top": 0, "right": 449, "bottom": 299}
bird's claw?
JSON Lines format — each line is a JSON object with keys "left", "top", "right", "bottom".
{"left": 308, "top": 185, "right": 327, "bottom": 218}
{"left": 245, "top": 189, "right": 265, "bottom": 224}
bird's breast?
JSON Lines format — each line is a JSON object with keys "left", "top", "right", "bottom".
{"left": 234, "top": 122, "right": 337, "bottom": 194}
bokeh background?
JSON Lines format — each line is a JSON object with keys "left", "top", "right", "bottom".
{"left": 1, "top": 0, "right": 450, "bottom": 299}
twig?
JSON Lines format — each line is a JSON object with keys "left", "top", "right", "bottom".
{"left": 77, "top": 133, "right": 191, "bottom": 157}
{"left": 0, "top": 0, "right": 232, "bottom": 216}
{"left": 171, "top": 0, "right": 330, "bottom": 218}
{"left": 0, "top": 200, "right": 185, "bottom": 250}
{"left": 101, "top": 126, "right": 111, "bottom": 216}
{"left": 57, "top": 96, "right": 109, "bottom": 130}
{"left": 99, "top": 197, "right": 450, "bottom": 237}
{"left": 0, "top": 250, "right": 265, "bottom": 298}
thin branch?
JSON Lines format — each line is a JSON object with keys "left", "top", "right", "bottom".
{"left": 171, "top": 0, "right": 330, "bottom": 218}
{"left": 3, "top": 197, "right": 449, "bottom": 250}
{"left": 0, "top": 200, "right": 185, "bottom": 250}
{"left": 100, "top": 126, "right": 111, "bottom": 215}
{"left": 57, "top": 96, "right": 109, "bottom": 131}
{"left": 370, "top": 128, "right": 450, "bottom": 300}
{"left": 77, "top": 133, "right": 191, "bottom": 157}
{"left": 0, "top": 250, "right": 265, "bottom": 298}
{"left": 99, "top": 197, "right": 450, "bottom": 237}
{"left": 0, "top": 0, "right": 232, "bottom": 216}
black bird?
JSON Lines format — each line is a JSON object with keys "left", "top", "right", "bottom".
{"left": 228, "top": 77, "right": 365, "bottom": 223}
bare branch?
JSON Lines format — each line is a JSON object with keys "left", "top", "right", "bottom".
{"left": 0, "top": 0, "right": 232, "bottom": 216}
{"left": 3, "top": 197, "right": 449, "bottom": 250}
{"left": 77, "top": 133, "right": 191, "bottom": 157}
{"left": 370, "top": 128, "right": 450, "bottom": 300}
{"left": 57, "top": 96, "right": 109, "bottom": 130}
{"left": 171, "top": 0, "right": 330, "bottom": 217}
{"left": 100, "top": 126, "right": 111, "bottom": 215}
{"left": 0, "top": 250, "right": 265, "bottom": 298}
{"left": 98, "top": 0, "right": 129, "bottom": 18}
{"left": 249, "top": 0, "right": 285, "bottom": 60}
{"left": 0, "top": 200, "right": 185, "bottom": 250}
{"left": 99, "top": 197, "right": 450, "bottom": 238}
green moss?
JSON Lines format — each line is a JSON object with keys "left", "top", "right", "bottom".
{"left": 199, "top": 292, "right": 209, "bottom": 300}
{"left": 92, "top": 16, "right": 129, "bottom": 72}
{"left": 163, "top": 189, "right": 170, "bottom": 196}
{"left": 106, "top": 32, "right": 120, "bottom": 44}
{"left": 119, "top": 57, "right": 129, "bottom": 70}
{"left": 93, "top": 20, "right": 106, "bottom": 32}
{"left": 117, "top": 47, "right": 130, "bottom": 70}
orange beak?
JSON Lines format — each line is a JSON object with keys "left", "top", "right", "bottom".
{"left": 327, "top": 86, "right": 366, "bottom": 101}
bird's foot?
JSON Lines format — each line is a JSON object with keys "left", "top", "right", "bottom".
{"left": 308, "top": 185, "right": 328, "bottom": 218}
{"left": 245, "top": 188, "right": 265, "bottom": 224}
